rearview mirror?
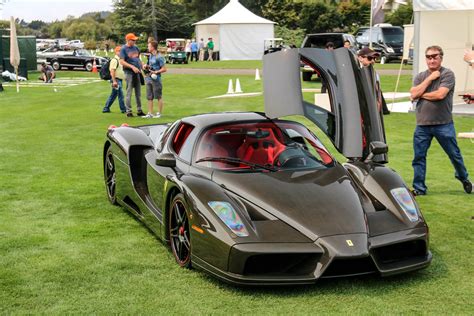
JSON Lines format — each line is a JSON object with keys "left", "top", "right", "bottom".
{"left": 156, "top": 153, "right": 176, "bottom": 168}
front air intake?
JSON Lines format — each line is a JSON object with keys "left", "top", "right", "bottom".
{"left": 243, "top": 253, "right": 320, "bottom": 276}
{"left": 321, "top": 257, "right": 377, "bottom": 278}
{"left": 372, "top": 240, "right": 427, "bottom": 265}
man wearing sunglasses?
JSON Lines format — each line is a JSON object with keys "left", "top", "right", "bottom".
{"left": 357, "top": 47, "right": 390, "bottom": 115}
{"left": 410, "top": 45, "right": 471, "bottom": 195}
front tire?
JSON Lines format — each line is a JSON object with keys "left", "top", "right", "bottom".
{"left": 169, "top": 193, "right": 191, "bottom": 268}
{"left": 85, "top": 62, "right": 93, "bottom": 72}
{"left": 104, "top": 148, "right": 118, "bottom": 205}
{"left": 52, "top": 60, "right": 61, "bottom": 71}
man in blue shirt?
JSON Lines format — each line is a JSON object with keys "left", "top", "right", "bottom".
{"left": 143, "top": 40, "right": 167, "bottom": 118}
{"left": 120, "top": 33, "right": 145, "bottom": 117}
{"left": 190, "top": 39, "right": 198, "bottom": 62}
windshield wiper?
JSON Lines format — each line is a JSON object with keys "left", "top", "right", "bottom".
{"left": 195, "top": 156, "right": 276, "bottom": 171}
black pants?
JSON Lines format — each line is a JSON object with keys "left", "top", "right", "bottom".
{"left": 191, "top": 52, "right": 198, "bottom": 62}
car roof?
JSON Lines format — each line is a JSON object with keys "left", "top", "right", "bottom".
{"left": 181, "top": 112, "right": 268, "bottom": 129}
{"left": 305, "top": 33, "right": 350, "bottom": 36}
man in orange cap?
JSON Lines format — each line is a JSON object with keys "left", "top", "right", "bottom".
{"left": 119, "top": 33, "right": 145, "bottom": 117}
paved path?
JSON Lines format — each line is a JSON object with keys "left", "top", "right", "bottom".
{"left": 167, "top": 68, "right": 412, "bottom": 76}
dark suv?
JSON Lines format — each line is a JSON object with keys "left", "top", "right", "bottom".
{"left": 300, "top": 33, "right": 358, "bottom": 81}
{"left": 355, "top": 25, "right": 404, "bottom": 63}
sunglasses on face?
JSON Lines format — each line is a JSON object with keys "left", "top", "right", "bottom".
{"left": 425, "top": 54, "right": 440, "bottom": 60}
{"left": 363, "top": 56, "right": 375, "bottom": 61}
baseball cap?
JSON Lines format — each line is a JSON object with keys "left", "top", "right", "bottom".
{"left": 125, "top": 33, "right": 139, "bottom": 41}
{"left": 358, "top": 47, "right": 380, "bottom": 57}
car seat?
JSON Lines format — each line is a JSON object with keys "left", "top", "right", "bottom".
{"left": 236, "top": 129, "right": 285, "bottom": 166}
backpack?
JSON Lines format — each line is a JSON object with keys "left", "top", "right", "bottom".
{"left": 99, "top": 57, "right": 118, "bottom": 80}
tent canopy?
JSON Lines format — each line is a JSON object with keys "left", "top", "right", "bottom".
{"left": 193, "top": 0, "right": 275, "bottom": 60}
{"left": 413, "top": 0, "right": 474, "bottom": 100}
{"left": 193, "top": 0, "right": 275, "bottom": 25}
{"left": 413, "top": 0, "right": 474, "bottom": 11}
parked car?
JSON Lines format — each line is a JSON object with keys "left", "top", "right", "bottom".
{"left": 102, "top": 48, "right": 431, "bottom": 285}
{"left": 67, "top": 39, "right": 84, "bottom": 49}
{"left": 355, "top": 24, "right": 404, "bottom": 64}
{"left": 37, "top": 46, "right": 73, "bottom": 62}
{"left": 47, "top": 49, "right": 107, "bottom": 71}
{"left": 300, "top": 33, "right": 358, "bottom": 81}
{"left": 165, "top": 38, "right": 187, "bottom": 64}
{"left": 263, "top": 38, "right": 287, "bottom": 55}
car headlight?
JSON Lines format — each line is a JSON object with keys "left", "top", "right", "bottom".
{"left": 386, "top": 47, "right": 394, "bottom": 53}
{"left": 390, "top": 188, "right": 419, "bottom": 222}
{"left": 208, "top": 201, "right": 249, "bottom": 237}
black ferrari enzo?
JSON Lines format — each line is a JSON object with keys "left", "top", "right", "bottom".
{"left": 103, "top": 48, "right": 432, "bottom": 285}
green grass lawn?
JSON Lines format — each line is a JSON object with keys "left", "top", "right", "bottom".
{"left": 0, "top": 70, "right": 472, "bottom": 314}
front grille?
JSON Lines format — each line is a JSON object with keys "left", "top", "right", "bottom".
{"left": 321, "top": 257, "right": 377, "bottom": 278}
{"left": 372, "top": 240, "right": 427, "bottom": 265}
{"left": 243, "top": 253, "right": 320, "bottom": 276}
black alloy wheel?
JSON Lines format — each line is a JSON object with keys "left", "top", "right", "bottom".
{"left": 104, "top": 149, "right": 118, "bottom": 205}
{"left": 169, "top": 194, "right": 191, "bottom": 267}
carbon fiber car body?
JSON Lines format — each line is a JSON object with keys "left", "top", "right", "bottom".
{"left": 103, "top": 48, "right": 431, "bottom": 285}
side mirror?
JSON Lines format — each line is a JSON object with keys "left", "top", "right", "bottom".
{"left": 364, "top": 141, "right": 388, "bottom": 163}
{"left": 370, "top": 141, "right": 388, "bottom": 155}
{"left": 156, "top": 153, "right": 176, "bottom": 168}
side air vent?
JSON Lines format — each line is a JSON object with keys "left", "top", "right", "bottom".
{"left": 123, "top": 196, "right": 142, "bottom": 215}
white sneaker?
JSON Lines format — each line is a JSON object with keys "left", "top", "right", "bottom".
{"left": 154, "top": 112, "right": 161, "bottom": 118}
{"left": 143, "top": 113, "right": 153, "bottom": 119}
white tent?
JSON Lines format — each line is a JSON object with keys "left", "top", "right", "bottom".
{"left": 193, "top": 0, "right": 276, "bottom": 60}
{"left": 413, "top": 0, "right": 474, "bottom": 99}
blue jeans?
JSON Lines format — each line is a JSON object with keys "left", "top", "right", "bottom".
{"left": 103, "top": 79, "right": 126, "bottom": 112}
{"left": 412, "top": 122, "right": 469, "bottom": 193}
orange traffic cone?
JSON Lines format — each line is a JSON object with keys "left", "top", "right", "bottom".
{"left": 92, "top": 58, "right": 98, "bottom": 73}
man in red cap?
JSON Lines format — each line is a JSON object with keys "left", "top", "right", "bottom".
{"left": 120, "top": 33, "right": 145, "bottom": 117}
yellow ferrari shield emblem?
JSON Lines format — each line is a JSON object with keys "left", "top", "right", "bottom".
{"left": 346, "top": 239, "right": 354, "bottom": 247}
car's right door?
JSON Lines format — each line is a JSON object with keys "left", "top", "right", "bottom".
{"left": 263, "top": 48, "right": 386, "bottom": 161}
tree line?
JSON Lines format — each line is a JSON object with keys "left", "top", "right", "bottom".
{"left": 1, "top": 0, "right": 413, "bottom": 48}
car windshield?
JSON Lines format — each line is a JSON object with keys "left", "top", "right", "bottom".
{"left": 76, "top": 49, "right": 91, "bottom": 56}
{"left": 381, "top": 28, "right": 403, "bottom": 45}
{"left": 194, "top": 120, "right": 334, "bottom": 171}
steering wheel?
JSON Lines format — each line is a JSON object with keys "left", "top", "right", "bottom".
{"left": 273, "top": 148, "right": 307, "bottom": 168}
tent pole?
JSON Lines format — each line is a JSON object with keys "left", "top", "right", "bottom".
{"left": 369, "top": 0, "right": 373, "bottom": 49}
{"left": 15, "top": 67, "right": 19, "bottom": 93}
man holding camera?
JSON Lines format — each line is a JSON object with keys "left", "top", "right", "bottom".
{"left": 143, "top": 40, "right": 167, "bottom": 118}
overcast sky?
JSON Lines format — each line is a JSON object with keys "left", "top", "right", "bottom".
{"left": 1, "top": 0, "right": 114, "bottom": 22}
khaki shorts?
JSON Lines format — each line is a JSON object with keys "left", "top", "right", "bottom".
{"left": 146, "top": 79, "right": 162, "bottom": 100}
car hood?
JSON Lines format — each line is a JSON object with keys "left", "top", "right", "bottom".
{"left": 212, "top": 164, "right": 367, "bottom": 241}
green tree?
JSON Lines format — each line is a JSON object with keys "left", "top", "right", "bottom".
{"left": 262, "top": 0, "right": 302, "bottom": 29}
{"left": 385, "top": 1, "right": 413, "bottom": 26}
{"left": 28, "top": 20, "right": 47, "bottom": 30}
{"left": 274, "top": 25, "right": 306, "bottom": 47}
{"left": 48, "top": 21, "right": 64, "bottom": 38}
{"left": 337, "top": 0, "right": 371, "bottom": 32}
{"left": 300, "top": 2, "right": 341, "bottom": 33}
